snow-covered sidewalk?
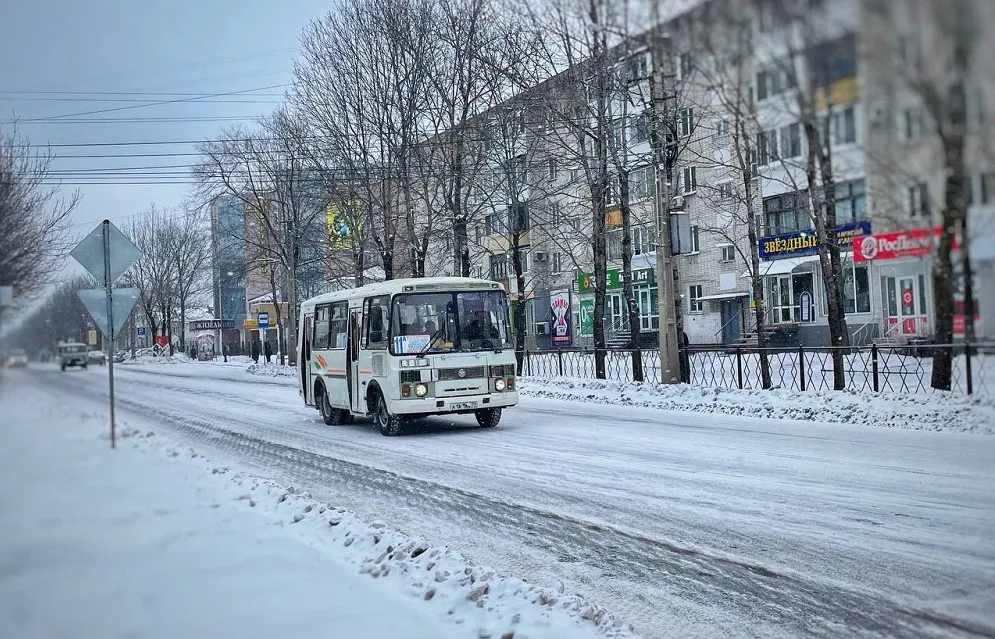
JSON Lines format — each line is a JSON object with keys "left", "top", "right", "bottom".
{"left": 0, "top": 379, "right": 625, "bottom": 639}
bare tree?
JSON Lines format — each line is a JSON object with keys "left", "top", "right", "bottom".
{"left": 127, "top": 205, "right": 179, "bottom": 351}
{"left": 195, "top": 111, "right": 328, "bottom": 365}
{"left": 0, "top": 123, "right": 80, "bottom": 302}
{"left": 863, "top": 0, "right": 986, "bottom": 390}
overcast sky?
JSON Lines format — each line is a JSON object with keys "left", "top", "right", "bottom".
{"left": 0, "top": 0, "right": 331, "bottom": 258}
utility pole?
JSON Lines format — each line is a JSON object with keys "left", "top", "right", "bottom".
{"left": 649, "top": 19, "right": 682, "bottom": 384}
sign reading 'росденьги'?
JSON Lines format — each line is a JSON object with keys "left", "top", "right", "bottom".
{"left": 758, "top": 221, "right": 872, "bottom": 261}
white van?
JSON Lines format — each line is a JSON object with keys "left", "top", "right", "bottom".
{"left": 297, "top": 277, "right": 519, "bottom": 435}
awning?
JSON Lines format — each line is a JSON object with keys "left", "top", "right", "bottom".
{"left": 697, "top": 291, "right": 750, "bottom": 302}
{"left": 742, "top": 255, "right": 820, "bottom": 278}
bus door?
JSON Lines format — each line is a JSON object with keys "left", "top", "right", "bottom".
{"left": 348, "top": 309, "right": 362, "bottom": 412}
{"left": 300, "top": 313, "right": 314, "bottom": 404}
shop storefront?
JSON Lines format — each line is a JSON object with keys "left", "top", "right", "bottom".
{"left": 756, "top": 221, "right": 874, "bottom": 346}
{"left": 575, "top": 266, "right": 659, "bottom": 346}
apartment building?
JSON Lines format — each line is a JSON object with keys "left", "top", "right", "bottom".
{"left": 426, "top": 0, "right": 994, "bottom": 348}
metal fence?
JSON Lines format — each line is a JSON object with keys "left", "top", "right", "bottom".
{"left": 521, "top": 343, "right": 995, "bottom": 397}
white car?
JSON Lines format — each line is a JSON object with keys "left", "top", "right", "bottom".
{"left": 87, "top": 350, "right": 107, "bottom": 366}
{"left": 4, "top": 349, "right": 28, "bottom": 368}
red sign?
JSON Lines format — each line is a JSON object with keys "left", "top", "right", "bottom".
{"left": 154, "top": 335, "right": 169, "bottom": 348}
{"left": 902, "top": 289, "right": 914, "bottom": 306}
{"left": 854, "top": 227, "right": 940, "bottom": 262}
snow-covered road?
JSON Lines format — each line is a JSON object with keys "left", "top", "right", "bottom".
{"left": 16, "top": 364, "right": 995, "bottom": 638}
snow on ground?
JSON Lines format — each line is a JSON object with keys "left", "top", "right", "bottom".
{"left": 0, "top": 379, "right": 629, "bottom": 639}
{"left": 519, "top": 377, "right": 995, "bottom": 435}
{"left": 202, "top": 359, "right": 995, "bottom": 434}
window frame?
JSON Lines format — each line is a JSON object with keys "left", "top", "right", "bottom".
{"left": 682, "top": 166, "right": 698, "bottom": 195}
{"left": 688, "top": 284, "right": 704, "bottom": 313}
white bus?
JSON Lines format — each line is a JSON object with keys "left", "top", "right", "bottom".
{"left": 297, "top": 277, "right": 519, "bottom": 436}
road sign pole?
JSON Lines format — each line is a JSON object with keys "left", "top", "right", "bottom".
{"left": 102, "top": 221, "right": 117, "bottom": 449}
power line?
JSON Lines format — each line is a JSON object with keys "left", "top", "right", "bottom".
{"left": 6, "top": 116, "right": 265, "bottom": 124}
{"left": 19, "top": 84, "right": 288, "bottom": 122}
{"left": 0, "top": 97, "right": 283, "bottom": 104}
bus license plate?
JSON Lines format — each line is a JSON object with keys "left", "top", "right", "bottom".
{"left": 451, "top": 402, "right": 478, "bottom": 410}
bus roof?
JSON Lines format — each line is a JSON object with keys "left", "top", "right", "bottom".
{"left": 300, "top": 277, "right": 504, "bottom": 310}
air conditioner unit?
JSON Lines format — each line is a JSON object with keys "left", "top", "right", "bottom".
{"left": 534, "top": 322, "right": 550, "bottom": 336}
{"left": 670, "top": 195, "right": 685, "bottom": 211}
{"left": 534, "top": 251, "right": 548, "bottom": 263}
{"left": 869, "top": 104, "right": 887, "bottom": 127}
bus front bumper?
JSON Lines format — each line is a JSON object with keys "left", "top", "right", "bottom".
{"left": 392, "top": 391, "right": 519, "bottom": 416}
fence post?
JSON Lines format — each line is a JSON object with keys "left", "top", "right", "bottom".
{"left": 736, "top": 347, "right": 744, "bottom": 390}
{"left": 871, "top": 343, "right": 879, "bottom": 393}
{"left": 557, "top": 349, "right": 564, "bottom": 377}
{"left": 798, "top": 345, "right": 806, "bottom": 391}
{"left": 965, "top": 341, "right": 974, "bottom": 396}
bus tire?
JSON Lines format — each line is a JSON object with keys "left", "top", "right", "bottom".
{"left": 475, "top": 408, "right": 502, "bottom": 428}
{"left": 374, "top": 392, "right": 404, "bottom": 437}
{"left": 317, "top": 384, "right": 343, "bottom": 426}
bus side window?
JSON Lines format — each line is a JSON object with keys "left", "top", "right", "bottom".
{"left": 365, "top": 296, "right": 389, "bottom": 350}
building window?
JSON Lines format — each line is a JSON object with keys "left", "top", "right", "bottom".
{"left": 688, "top": 284, "right": 703, "bottom": 312}
{"left": 758, "top": 129, "right": 779, "bottom": 166}
{"left": 780, "top": 122, "right": 802, "bottom": 158}
{"left": 982, "top": 173, "right": 994, "bottom": 204}
{"left": 489, "top": 254, "right": 508, "bottom": 279}
{"left": 897, "top": 34, "right": 920, "bottom": 69}
{"left": 764, "top": 190, "right": 809, "bottom": 235}
{"left": 630, "top": 112, "right": 650, "bottom": 144}
{"left": 607, "top": 230, "right": 623, "bottom": 261}
{"left": 612, "top": 117, "right": 625, "bottom": 150}
{"left": 679, "top": 52, "right": 694, "bottom": 80}
{"left": 548, "top": 158, "right": 558, "bottom": 181}
{"left": 689, "top": 225, "right": 700, "bottom": 253}
{"left": 630, "top": 167, "right": 651, "bottom": 200}
{"left": 808, "top": 33, "right": 856, "bottom": 89}
{"left": 551, "top": 252, "right": 562, "bottom": 273}
{"left": 679, "top": 108, "right": 695, "bottom": 137}
{"left": 831, "top": 179, "right": 866, "bottom": 225}
{"left": 717, "top": 118, "right": 731, "bottom": 136}
{"left": 828, "top": 262, "right": 871, "bottom": 314}
{"left": 511, "top": 203, "right": 530, "bottom": 232}
{"left": 904, "top": 107, "right": 924, "bottom": 140}
{"left": 634, "top": 226, "right": 653, "bottom": 255}
{"left": 832, "top": 107, "right": 856, "bottom": 145}
{"left": 718, "top": 181, "right": 733, "bottom": 200}
{"left": 909, "top": 182, "right": 929, "bottom": 218}
{"left": 682, "top": 166, "right": 697, "bottom": 194}
{"left": 550, "top": 201, "right": 562, "bottom": 226}
{"left": 484, "top": 214, "right": 494, "bottom": 236}
{"left": 720, "top": 245, "right": 736, "bottom": 262}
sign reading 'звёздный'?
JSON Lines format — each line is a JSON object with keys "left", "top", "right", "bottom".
{"left": 758, "top": 221, "right": 872, "bottom": 261}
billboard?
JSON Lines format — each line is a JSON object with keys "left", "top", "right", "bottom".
{"left": 549, "top": 291, "right": 572, "bottom": 346}
{"left": 326, "top": 202, "right": 359, "bottom": 250}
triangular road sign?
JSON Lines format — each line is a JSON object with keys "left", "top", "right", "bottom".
{"left": 70, "top": 221, "right": 142, "bottom": 285}
{"left": 77, "top": 288, "right": 140, "bottom": 336}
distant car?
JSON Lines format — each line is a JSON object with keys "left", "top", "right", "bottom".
{"left": 4, "top": 349, "right": 28, "bottom": 368}
{"left": 58, "top": 343, "right": 89, "bottom": 371}
{"left": 113, "top": 350, "right": 128, "bottom": 363}
{"left": 87, "top": 350, "right": 107, "bottom": 366}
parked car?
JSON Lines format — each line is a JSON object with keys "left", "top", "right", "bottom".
{"left": 113, "top": 350, "right": 128, "bottom": 363}
{"left": 4, "top": 349, "right": 28, "bottom": 368}
{"left": 58, "top": 343, "right": 89, "bottom": 371}
{"left": 87, "top": 350, "right": 107, "bottom": 366}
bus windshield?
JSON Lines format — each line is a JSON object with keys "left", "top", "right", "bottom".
{"left": 390, "top": 291, "right": 512, "bottom": 355}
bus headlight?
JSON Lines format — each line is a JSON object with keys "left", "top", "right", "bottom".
{"left": 495, "top": 378, "right": 507, "bottom": 391}
{"left": 414, "top": 383, "right": 428, "bottom": 397}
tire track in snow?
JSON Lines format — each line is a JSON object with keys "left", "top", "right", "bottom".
{"left": 39, "top": 368, "right": 993, "bottom": 639}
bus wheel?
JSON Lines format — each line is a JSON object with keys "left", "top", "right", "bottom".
{"left": 318, "top": 386, "right": 343, "bottom": 426}
{"left": 374, "top": 393, "right": 404, "bottom": 436}
{"left": 475, "top": 408, "right": 502, "bottom": 428}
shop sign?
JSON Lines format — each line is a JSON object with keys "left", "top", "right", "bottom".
{"left": 853, "top": 226, "right": 958, "bottom": 262}
{"left": 633, "top": 268, "right": 656, "bottom": 286}
{"left": 190, "top": 319, "right": 236, "bottom": 331}
{"left": 577, "top": 269, "right": 621, "bottom": 292}
{"left": 580, "top": 299, "right": 594, "bottom": 337}
{"left": 549, "top": 291, "right": 572, "bottom": 346}
{"left": 759, "top": 221, "right": 872, "bottom": 261}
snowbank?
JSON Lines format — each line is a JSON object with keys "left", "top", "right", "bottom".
{"left": 246, "top": 363, "right": 297, "bottom": 378}
{"left": 518, "top": 377, "right": 995, "bottom": 435}
{"left": 0, "top": 381, "right": 633, "bottom": 639}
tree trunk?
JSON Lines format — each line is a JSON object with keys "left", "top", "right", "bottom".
{"left": 931, "top": 79, "right": 968, "bottom": 391}
{"left": 802, "top": 116, "right": 848, "bottom": 389}
{"left": 619, "top": 171, "right": 643, "bottom": 382}
{"left": 511, "top": 228, "right": 528, "bottom": 374}
{"left": 739, "top": 132, "right": 772, "bottom": 389}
